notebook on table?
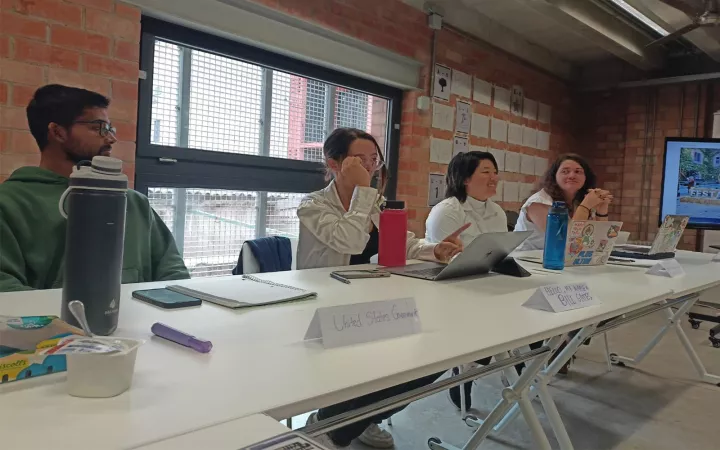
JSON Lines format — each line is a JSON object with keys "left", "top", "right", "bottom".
{"left": 166, "top": 275, "right": 317, "bottom": 309}
{"left": 611, "top": 215, "right": 689, "bottom": 260}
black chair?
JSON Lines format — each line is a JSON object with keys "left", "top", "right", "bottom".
{"left": 505, "top": 210, "right": 519, "bottom": 231}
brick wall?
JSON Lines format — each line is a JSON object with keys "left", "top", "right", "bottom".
{"left": 0, "top": 0, "right": 140, "bottom": 186}
{"left": 251, "top": 0, "right": 576, "bottom": 235}
{"left": 577, "top": 82, "right": 720, "bottom": 250}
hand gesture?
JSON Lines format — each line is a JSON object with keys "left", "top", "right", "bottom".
{"left": 596, "top": 190, "right": 613, "bottom": 214}
{"left": 433, "top": 223, "right": 470, "bottom": 263}
{"left": 341, "top": 157, "right": 372, "bottom": 188}
{"left": 581, "top": 189, "right": 605, "bottom": 210}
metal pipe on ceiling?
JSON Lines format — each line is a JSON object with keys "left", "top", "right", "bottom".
{"left": 581, "top": 72, "right": 720, "bottom": 91}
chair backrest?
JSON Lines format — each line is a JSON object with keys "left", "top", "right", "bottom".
{"left": 235, "top": 237, "right": 298, "bottom": 275}
{"left": 505, "top": 210, "right": 519, "bottom": 232}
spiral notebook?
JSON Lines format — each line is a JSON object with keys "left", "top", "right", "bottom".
{"left": 166, "top": 275, "right": 317, "bottom": 309}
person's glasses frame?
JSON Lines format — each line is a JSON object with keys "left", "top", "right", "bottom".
{"left": 73, "top": 120, "right": 117, "bottom": 138}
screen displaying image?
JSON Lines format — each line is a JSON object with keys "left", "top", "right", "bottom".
{"left": 661, "top": 138, "right": 720, "bottom": 229}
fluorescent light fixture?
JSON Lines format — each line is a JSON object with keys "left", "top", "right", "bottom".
{"left": 610, "top": 0, "right": 670, "bottom": 36}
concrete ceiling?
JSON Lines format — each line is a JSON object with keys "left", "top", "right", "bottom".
{"left": 402, "top": 0, "right": 720, "bottom": 81}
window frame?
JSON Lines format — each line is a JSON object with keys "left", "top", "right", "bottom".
{"left": 134, "top": 17, "right": 403, "bottom": 198}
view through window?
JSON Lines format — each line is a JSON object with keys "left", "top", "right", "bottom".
{"left": 147, "top": 40, "right": 389, "bottom": 277}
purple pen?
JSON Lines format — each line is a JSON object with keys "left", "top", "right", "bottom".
{"left": 151, "top": 322, "right": 213, "bottom": 353}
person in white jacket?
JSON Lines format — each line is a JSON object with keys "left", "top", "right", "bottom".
{"left": 298, "top": 128, "right": 465, "bottom": 449}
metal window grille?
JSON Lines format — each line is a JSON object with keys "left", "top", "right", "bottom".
{"left": 266, "top": 192, "right": 304, "bottom": 237}
{"left": 304, "top": 79, "right": 327, "bottom": 143}
{"left": 150, "top": 41, "right": 180, "bottom": 146}
{"left": 335, "top": 88, "right": 369, "bottom": 131}
{"left": 302, "top": 147, "right": 324, "bottom": 163}
{"left": 269, "top": 71, "right": 292, "bottom": 159}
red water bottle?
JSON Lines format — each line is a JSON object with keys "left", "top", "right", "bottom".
{"left": 378, "top": 200, "right": 407, "bottom": 267}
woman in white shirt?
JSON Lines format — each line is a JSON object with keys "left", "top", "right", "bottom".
{"left": 426, "top": 150, "right": 506, "bottom": 246}
{"left": 516, "top": 153, "right": 613, "bottom": 251}
{"left": 297, "top": 128, "right": 465, "bottom": 449}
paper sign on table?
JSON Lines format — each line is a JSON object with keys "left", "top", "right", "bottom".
{"left": 491, "top": 118, "right": 508, "bottom": 142}
{"left": 471, "top": 113, "right": 489, "bottom": 138}
{"left": 453, "top": 135, "right": 469, "bottom": 158}
{"left": 452, "top": 69, "right": 472, "bottom": 99}
{"left": 523, "top": 98, "right": 538, "bottom": 121}
{"left": 433, "top": 64, "right": 451, "bottom": 101}
{"left": 494, "top": 86, "right": 511, "bottom": 111}
{"left": 492, "top": 180, "right": 504, "bottom": 202}
{"left": 523, "top": 126, "right": 537, "bottom": 149}
{"left": 430, "top": 138, "right": 452, "bottom": 164}
{"left": 489, "top": 148, "right": 505, "bottom": 171}
{"left": 241, "top": 432, "right": 332, "bottom": 450}
{"left": 523, "top": 283, "right": 601, "bottom": 313}
{"left": 473, "top": 77, "right": 492, "bottom": 105}
{"left": 428, "top": 173, "right": 444, "bottom": 207}
{"left": 432, "top": 103, "right": 454, "bottom": 131}
{"left": 505, "top": 151, "right": 520, "bottom": 173}
{"left": 535, "top": 156, "right": 548, "bottom": 176}
{"left": 537, "top": 131, "right": 550, "bottom": 151}
{"left": 304, "top": 298, "right": 422, "bottom": 348}
{"left": 538, "top": 102, "right": 552, "bottom": 124}
{"left": 456, "top": 101, "right": 472, "bottom": 134}
{"left": 520, "top": 153, "right": 535, "bottom": 175}
{"left": 646, "top": 260, "right": 685, "bottom": 278}
{"left": 508, "top": 123, "right": 523, "bottom": 145}
{"left": 503, "top": 181, "right": 519, "bottom": 202}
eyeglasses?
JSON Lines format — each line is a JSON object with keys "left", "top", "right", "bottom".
{"left": 352, "top": 154, "right": 385, "bottom": 171}
{"left": 73, "top": 120, "right": 117, "bottom": 137}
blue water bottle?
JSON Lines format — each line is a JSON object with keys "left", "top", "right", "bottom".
{"left": 543, "top": 201, "right": 569, "bottom": 270}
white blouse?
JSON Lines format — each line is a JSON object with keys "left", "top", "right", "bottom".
{"left": 515, "top": 189, "right": 554, "bottom": 251}
{"left": 425, "top": 196, "right": 507, "bottom": 247}
{"left": 296, "top": 181, "right": 436, "bottom": 270}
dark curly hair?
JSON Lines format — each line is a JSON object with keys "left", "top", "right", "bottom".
{"left": 542, "top": 153, "right": 596, "bottom": 210}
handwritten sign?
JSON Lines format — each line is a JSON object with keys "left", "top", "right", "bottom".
{"left": 646, "top": 259, "right": 685, "bottom": 278}
{"left": 523, "top": 282, "right": 601, "bottom": 313}
{"left": 304, "top": 298, "right": 421, "bottom": 348}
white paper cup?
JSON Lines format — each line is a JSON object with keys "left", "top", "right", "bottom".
{"left": 65, "top": 337, "right": 143, "bottom": 398}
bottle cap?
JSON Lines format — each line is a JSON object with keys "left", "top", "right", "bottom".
{"left": 551, "top": 201, "right": 567, "bottom": 208}
{"left": 384, "top": 200, "right": 405, "bottom": 210}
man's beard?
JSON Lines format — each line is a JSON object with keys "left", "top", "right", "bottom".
{"left": 64, "top": 146, "right": 112, "bottom": 164}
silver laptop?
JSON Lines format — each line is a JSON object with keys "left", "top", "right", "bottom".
{"left": 385, "top": 231, "right": 532, "bottom": 281}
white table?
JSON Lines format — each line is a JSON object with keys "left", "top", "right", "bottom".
{"left": 0, "top": 252, "right": 717, "bottom": 450}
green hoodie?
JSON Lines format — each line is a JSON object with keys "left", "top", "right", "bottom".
{"left": 0, "top": 167, "right": 189, "bottom": 292}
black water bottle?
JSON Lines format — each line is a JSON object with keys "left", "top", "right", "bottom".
{"left": 60, "top": 156, "right": 128, "bottom": 336}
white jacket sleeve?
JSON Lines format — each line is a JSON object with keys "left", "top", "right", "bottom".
{"left": 406, "top": 232, "right": 437, "bottom": 261}
{"left": 297, "top": 186, "right": 377, "bottom": 255}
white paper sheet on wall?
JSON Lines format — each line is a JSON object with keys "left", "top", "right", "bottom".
{"left": 471, "top": 113, "right": 489, "bottom": 138}
{"left": 432, "top": 103, "right": 454, "bottom": 131}
{"left": 521, "top": 153, "right": 535, "bottom": 175}
{"left": 473, "top": 78, "right": 492, "bottom": 105}
{"left": 492, "top": 180, "right": 504, "bottom": 203}
{"left": 535, "top": 156, "right": 548, "bottom": 176}
{"left": 456, "top": 101, "right": 472, "bottom": 134}
{"left": 489, "top": 148, "right": 505, "bottom": 171}
{"left": 505, "top": 151, "right": 520, "bottom": 173}
{"left": 523, "top": 99, "right": 538, "bottom": 121}
{"left": 538, "top": 103, "right": 552, "bottom": 124}
{"left": 537, "top": 131, "right": 550, "bottom": 151}
{"left": 451, "top": 70, "right": 472, "bottom": 99}
{"left": 491, "top": 118, "right": 508, "bottom": 142}
{"left": 508, "top": 123, "right": 523, "bottom": 145}
{"left": 430, "top": 138, "right": 452, "bottom": 164}
{"left": 433, "top": 64, "right": 451, "bottom": 101}
{"left": 428, "top": 173, "right": 445, "bottom": 207}
{"left": 519, "top": 183, "right": 535, "bottom": 203}
{"left": 470, "top": 145, "right": 487, "bottom": 153}
{"left": 493, "top": 86, "right": 511, "bottom": 112}
{"left": 453, "top": 135, "right": 469, "bottom": 158}
{"left": 522, "top": 127, "right": 537, "bottom": 149}
{"left": 503, "top": 181, "right": 519, "bottom": 203}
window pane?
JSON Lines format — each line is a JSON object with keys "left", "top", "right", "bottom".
{"left": 148, "top": 187, "right": 306, "bottom": 278}
{"left": 150, "top": 41, "right": 180, "bottom": 146}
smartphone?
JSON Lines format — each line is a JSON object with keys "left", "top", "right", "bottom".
{"left": 132, "top": 288, "right": 202, "bottom": 309}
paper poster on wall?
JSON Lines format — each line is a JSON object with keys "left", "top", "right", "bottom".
{"left": 535, "top": 156, "right": 548, "bottom": 176}
{"left": 508, "top": 123, "right": 523, "bottom": 145}
{"left": 470, "top": 145, "right": 487, "bottom": 153}
{"left": 503, "top": 181, "right": 519, "bottom": 202}
{"left": 519, "top": 183, "right": 535, "bottom": 202}
{"left": 428, "top": 173, "right": 445, "bottom": 207}
{"left": 432, "top": 102, "right": 454, "bottom": 131}
{"left": 453, "top": 135, "right": 469, "bottom": 158}
{"left": 473, "top": 78, "right": 492, "bottom": 105}
{"left": 523, "top": 126, "right": 537, "bottom": 149}
{"left": 538, "top": 102, "right": 552, "bottom": 124}
{"left": 489, "top": 148, "right": 505, "bottom": 171}
{"left": 537, "top": 131, "right": 550, "bottom": 151}
{"left": 490, "top": 118, "right": 508, "bottom": 142}
{"left": 492, "top": 180, "right": 504, "bottom": 203}
{"left": 451, "top": 70, "right": 472, "bottom": 99}
{"left": 471, "top": 113, "right": 489, "bottom": 138}
{"left": 520, "top": 153, "right": 535, "bottom": 175}
{"left": 523, "top": 98, "right": 538, "bottom": 121}
{"left": 433, "top": 64, "right": 452, "bottom": 101}
{"left": 505, "top": 151, "right": 520, "bottom": 173}
{"left": 455, "top": 101, "right": 472, "bottom": 134}
{"left": 430, "top": 138, "right": 452, "bottom": 164}
{"left": 511, "top": 85, "right": 524, "bottom": 116}
{"left": 493, "top": 86, "right": 511, "bottom": 112}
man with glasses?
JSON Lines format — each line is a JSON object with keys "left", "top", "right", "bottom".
{"left": 0, "top": 84, "right": 189, "bottom": 292}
